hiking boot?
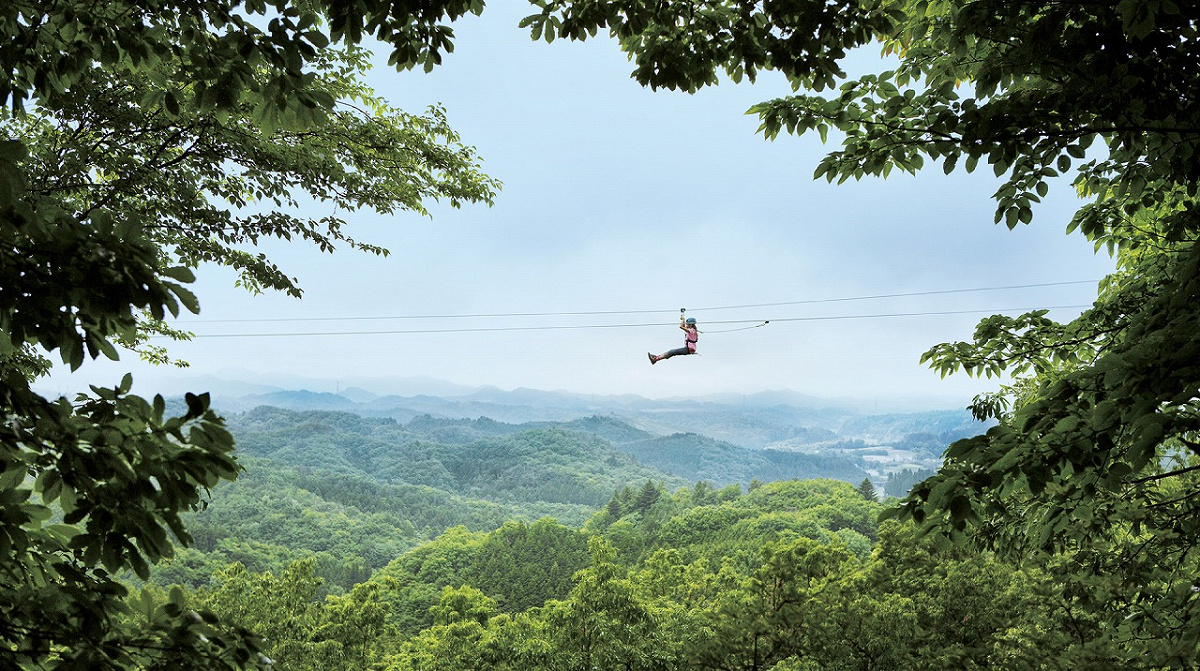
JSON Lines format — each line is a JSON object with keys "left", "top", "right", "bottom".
{"left": 648, "top": 352, "right": 657, "bottom": 364}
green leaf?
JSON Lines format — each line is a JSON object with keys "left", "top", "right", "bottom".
{"left": 93, "top": 336, "right": 121, "bottom": 362}
{"left": 0, "top": 139, "right": 28, "bottom": 160}
{"left": 26, "top": 504, "right": 53, "bottom": 523}
{"left": 162, "top": 266, "right": 196, "bottom": 283}
{"left": 0, "top": 464, "right": 27, "bottom": 489}
{"left": 164, "top": 90, "right": 180, "bottom": 116}
{"left": 305, "top": 30, "right": 330, "bottom": 48}
{"left": 184, "top": 392, "right": 207, "bottom": 418}
{"left": 948, "top": 496, "right": 972, "bottom": 522}
{"left": 169, "top": 283, "right": 201, "bottom": 315}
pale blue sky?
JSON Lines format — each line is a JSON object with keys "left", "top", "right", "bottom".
{"left": 40, "top": 4, "right": 1115, "bottom": 407}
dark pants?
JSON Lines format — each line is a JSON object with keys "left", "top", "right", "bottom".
{"left": 659, "top": 347, "right": 695, "bottom": 360}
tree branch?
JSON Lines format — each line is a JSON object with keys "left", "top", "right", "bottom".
{"left": 1130, "top": 463, "right": 1200, "bottom": 486}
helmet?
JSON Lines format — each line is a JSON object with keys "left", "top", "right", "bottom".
{"left": 685, "top": 317, "right": 696, "bottom": 325}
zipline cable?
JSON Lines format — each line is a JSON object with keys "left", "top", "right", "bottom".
{"left": 186, "top": 279, "right": 1101, "bottom": 324}
{"left": 702, "top": 321, "right": 771, "bottom": 334}
{"left": 179, "top": 304, "right": 1093, "bottom": 339}
{"left": 695, "top": 280, "right": 1099, "bottom": 313}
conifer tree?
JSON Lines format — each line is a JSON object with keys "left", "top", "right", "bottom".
{"left": 635, "top": 481, "right": 662, "bottom": 512}
{"left": 857, "top": 478, "right": 878, "bottom": 502}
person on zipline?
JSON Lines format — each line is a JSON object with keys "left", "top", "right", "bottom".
{"left": 649, "top": 316, "right": 698, "bottom": 364}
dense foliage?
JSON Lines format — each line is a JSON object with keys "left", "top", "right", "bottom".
{"left": 171, "top": 478, "right": 1126, "bottom": 669}
{"left": 521, "top": 0, "right": 1200, "bottom": 662}
{"left": 1, "top": 0, "right": 496, "bottom": 666}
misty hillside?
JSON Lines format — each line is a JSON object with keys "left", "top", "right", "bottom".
{"left": 199, "top": 379, "right": 984, "bottom": 451}
{"left": 223, "top": 407, "right": 871, "bottom": 494}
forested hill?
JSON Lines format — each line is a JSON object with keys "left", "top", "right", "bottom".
{"left": 143, "top": 402, "right": 1067, "bottom": 670}
{"left": 225, "top": 406, "right": 691, "bottom": 506}
{"left": 181, "top": 479, "right": 1097, "bottom": 670}
{"left": 197, "top": 381, "right": 983, "bottom": 449}
{"left": 192, "top": 382, "right": 986, "bottom": 483}
{"left": 151, "top": 405, "right": 874, "bottom": 592}
{"left": 152, "top": 410, "right": 682, "bottom": 592}
{"left": 617, "top": 432, "right": 867, "bottom": 484}
{"left": 362, "top": 479, "right": 881, "bottom": 639}
{"left": 223, "top": 406, "right": 871, "bottom": 490}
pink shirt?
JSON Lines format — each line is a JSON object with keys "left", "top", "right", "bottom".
{"left": 684, "top": 326, "right": 698, "bottom": 352}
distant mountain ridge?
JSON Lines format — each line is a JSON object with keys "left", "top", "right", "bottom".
{"left": 202, "top": 380, "right": 982, "bottom": 456}
{"left": 222, "top": 406, "right": 868, "bottom": 492}
{"left": 135, "top": 374, "right": 987, "bottom": 485}
{"left": 196, "top": 374, "right": 979, "bottom": 439}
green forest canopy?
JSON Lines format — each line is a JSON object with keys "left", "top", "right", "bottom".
{"left": 146, "top": 406, "right": 883, "bottom": 594}
{"left": 181, "top": 478, "right": 1126, "bottom": 669}
{"left": 2, "top": 0, "right": 1199, "bottom": 667}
